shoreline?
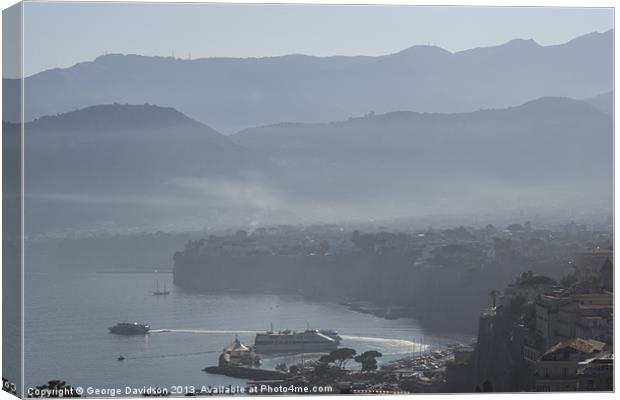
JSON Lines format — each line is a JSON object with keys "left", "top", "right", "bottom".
{"left": 173, "top": 284, "right": 477, "bottom": 340}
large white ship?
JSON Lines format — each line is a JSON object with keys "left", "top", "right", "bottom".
{"left": 253, "top": 326, "right": 340, "bottom": 354}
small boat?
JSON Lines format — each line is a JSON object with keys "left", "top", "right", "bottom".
{"left": 153, "top": 280, "right": 170, "bottom": 296}
{"left": 109, "top": 322, "right": 150, "bottom": 335}
{"left": 118, "top": 355, "right": 125, "bottom": 361}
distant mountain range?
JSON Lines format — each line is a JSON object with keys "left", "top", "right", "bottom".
{"left": 4, "top": 104, "right": 269, "bottom": 234}
{"left": 10, "top": 104, "right": 260, "bottom": 194}
{"left": 3, "top": 30, "right": 613, "bottom": 133}
{"left": 585, "top": 91, "right": 613, "bottom": 115}
{"left": 233, "top": 96, "right": 612, "bottom": 205}
{"left": 10, "top": 95, "right": 612, "bottom": 234}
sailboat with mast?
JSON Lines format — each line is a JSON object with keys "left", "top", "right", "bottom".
{"left": 153, "top": 280, "right": 170, "bottom": 296}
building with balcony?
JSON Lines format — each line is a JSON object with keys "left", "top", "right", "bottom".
{"left": 577, "top": 353, "right": 613, "bottom": 391}
{"left": 534, "top": 338, "right": 607, "bottom": 392}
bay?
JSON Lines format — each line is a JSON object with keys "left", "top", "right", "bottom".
{"left": 24, "top": 270, "right": 468, "bottom": 394}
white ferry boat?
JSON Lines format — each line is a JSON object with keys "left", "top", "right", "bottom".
{"left": 253, "top": 325, "right": 340, "bottom": 353}
{"left": 108, "top": 322, "right": 150, "bottom": 335}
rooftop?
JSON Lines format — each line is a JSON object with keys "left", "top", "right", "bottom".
{"left": 544, "top": 338, "right": 607, "bottom": 357}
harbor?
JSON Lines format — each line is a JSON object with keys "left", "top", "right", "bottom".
{"left": 200, "top": 335, "right": 468, "bottom": 394}
{"left": 103, "top": 293, "right": 468, "bottom": 391}
{"left": 192, "top": 319, "right": 469, "bottom": 394}
{"left": 25, "top": 269, "right": 467, "bottom": 393}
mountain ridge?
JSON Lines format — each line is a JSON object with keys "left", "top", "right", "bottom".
{"left": 232, "top": 95, "right": 611, "bottom": 187}
{"left": 233, "top": 96, "right": 607, "bottom": 134}
{"left": 7, "top": 30, "right": 612, "bottom": 133}
{"left": 14, "top": 96, "right": 612, "bottom": 234}
{"left": 25, "top": 103, "right": 221, "bottom": 135}
{"left": 584, "top": 91, "right": 613, "bottom": 116}
{"left": 24, "top": 29, "right": 614, "bottom": 78}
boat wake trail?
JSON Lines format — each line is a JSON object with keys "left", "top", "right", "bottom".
{"left": 341, "top": 335, "right": 426, "bottom": 350}
{"left": 124, "top": 350, "right": 220, "bottom": 360}
{"left": 149, "top": 329, "right": 259, "bottom": 334}
{"left": 148, "top": 330, "right": 425, "bottom": 354}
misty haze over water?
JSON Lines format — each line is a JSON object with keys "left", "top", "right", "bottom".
{"left": 3, "top": 5, "right": 613, "bottom": 394}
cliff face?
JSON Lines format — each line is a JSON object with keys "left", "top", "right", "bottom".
{"left": 467, "top": 307, "right": 533, "bottom": 392}
{"left": 172, "top": 230, "right": 570, "bottom": 335}
{"left": 173, "top": 245, "right": 492, "bottom": 333}
{"left": 444, "top": 300, "right": 536, "bottom": 393}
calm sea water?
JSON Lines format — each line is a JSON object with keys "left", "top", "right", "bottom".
{"left": 24, "top": 270, "right": 468, "bottom": 395}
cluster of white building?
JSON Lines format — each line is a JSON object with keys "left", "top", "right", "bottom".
{"left": 515, "top": 249, "right": 614, "bottom": 392}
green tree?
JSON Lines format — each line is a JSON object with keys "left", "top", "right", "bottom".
{"left": 312, "top": 363, "right": 343, "bottom": 379}
{"left": 354, "top": 350, "right": 383, "bottom": 372}
{"left": 319, "top": 354, "right": 335, "bottom": 364}
{"left": 322, "top": 348, "right": 356, "bottom": 369}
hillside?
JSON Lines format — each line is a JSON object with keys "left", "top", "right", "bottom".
{"left": 9, "top": 96, "right": 613, "bottom": 234}
{"left": 9, "top": 104, "right": 270, "bottom": 234}
{"left": 585, "top": 91, "right": 613, "bottom": 115}
{"left": 19, "top": 104, "right": 262, "bottom": 192}
{"left": 233, "top": 96, "right": 612, "bottom": 217}
{"left": 5, "top": 30, "right": 613, "bottom": 133}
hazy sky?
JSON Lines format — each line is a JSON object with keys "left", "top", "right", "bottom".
{"left": 15, "top": 2, "right": 614, "bottom": 77}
